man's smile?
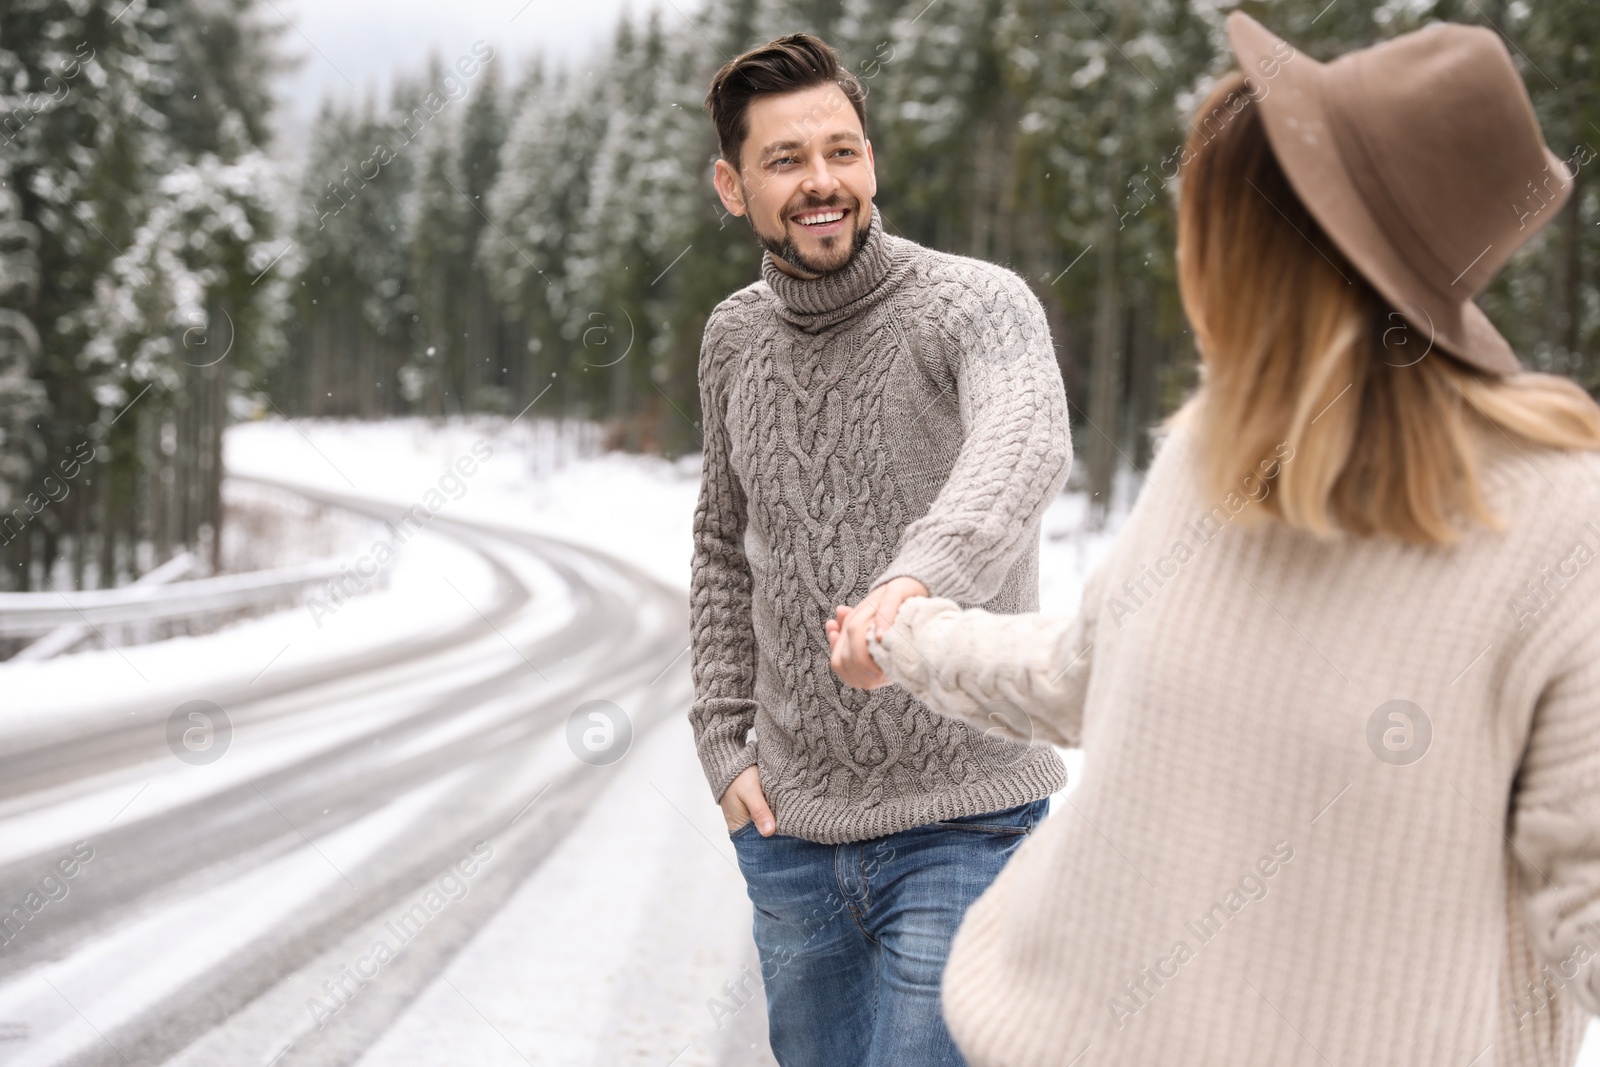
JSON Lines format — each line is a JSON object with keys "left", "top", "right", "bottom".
{"left": 791, "top": 205, "right": 851, "bottom": 235}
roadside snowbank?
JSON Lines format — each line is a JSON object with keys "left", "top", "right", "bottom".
{"left": 0, "top": 527, "right": 499, "bottom": 741}
{"left": 223, "top": 413, "right": 1125, "bottom": 605}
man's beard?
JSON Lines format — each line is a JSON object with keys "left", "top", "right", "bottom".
{"left": 751, "top": 204, "right": 871, "bottom": 277}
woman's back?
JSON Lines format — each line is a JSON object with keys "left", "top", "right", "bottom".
{"left": 867, "top": 13, "right": 1600, "bottom": 1065}
{"left": 929, "top": 417, "right": 1600, "bottom": 1065}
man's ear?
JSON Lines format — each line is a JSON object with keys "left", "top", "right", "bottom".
{"left": 713, "top": 158, "right": 747, "bottom": 217}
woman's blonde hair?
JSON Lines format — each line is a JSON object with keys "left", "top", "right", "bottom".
{"left": 1170, "top": 71, "right": 1600, "bottom": 544}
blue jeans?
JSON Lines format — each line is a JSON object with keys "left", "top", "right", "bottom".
{"left": 728, "top": 798, "right": 1049, "bottom": 1067}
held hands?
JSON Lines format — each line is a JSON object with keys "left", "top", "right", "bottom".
{"left": 826, "top": 576, "right": 929, "bottom": 690}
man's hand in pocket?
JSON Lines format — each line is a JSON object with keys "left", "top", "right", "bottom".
{"left": 720, "top": 764, "right": 776, "bottom": 835}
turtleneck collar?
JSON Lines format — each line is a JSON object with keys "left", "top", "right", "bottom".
{"left": 760, "top": 203, "right": 903, "bottom": 332}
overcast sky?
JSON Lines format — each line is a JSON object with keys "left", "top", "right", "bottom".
{"left": 266, "top": 0, "right": 663, "bottom": 157}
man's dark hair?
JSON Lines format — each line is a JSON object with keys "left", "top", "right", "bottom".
{"left": 704, "top": 33, "right": 868, "bottom": 168}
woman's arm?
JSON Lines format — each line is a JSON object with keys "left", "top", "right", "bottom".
{"left": 867, "top": 591, "right": 1096, "bottom": 749}
{"left": 1509, "top": 624, "right": 1600, "bottom": 1015}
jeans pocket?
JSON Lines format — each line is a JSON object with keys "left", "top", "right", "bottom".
{"left": 933, "top": 799, "right": 1046, "bottom": 835}
{"left": 934, "top": 819, "right": 1029, "bottom": 835}
{"left": 729, "top": 818, "right": 761, "bottom": 840}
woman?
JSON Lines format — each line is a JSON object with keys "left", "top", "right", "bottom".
{"left": 839, "top": 13, "right": 1600, "bottom": 1067}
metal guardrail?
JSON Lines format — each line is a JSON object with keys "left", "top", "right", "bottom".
{"left": 0, "top": 557, "right": 345, "bottom": 639}
{"left": 10, "top": 551, "right": 199, "bottom": 660}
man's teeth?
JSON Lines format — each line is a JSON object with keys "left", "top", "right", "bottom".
{"left": 796, "top": 209, "right": 846, "bottom": 225}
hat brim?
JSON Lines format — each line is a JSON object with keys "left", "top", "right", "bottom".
{"left": 1226, "top": 12, "right": 1523, "bottom": 376}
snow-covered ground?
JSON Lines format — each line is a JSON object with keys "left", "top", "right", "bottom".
{"left": 226, "top": 415, "right": 702, "bottom": 593}
{"left": 4, "top": 414, "right": 1593, "bottom": 1065}
{"left": 223, "top": 414, "right": 1123, "bottom": 613}
{"left": 214, "top": 416, "right": 1110, "bottom": 1067}
{"left": 218, "top": 415, "right": 1109, "bottom": 1067}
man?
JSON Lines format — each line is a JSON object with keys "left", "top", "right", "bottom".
{"left": 690, "top": 32, "right": 1072, "bottom": 1067}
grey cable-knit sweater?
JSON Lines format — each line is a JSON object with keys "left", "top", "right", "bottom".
{"left": 870, "top": 415, "right": 1600, "bottom": 1066}
{"left": 689, "top": 203, "right": 1072, "bottom": 844}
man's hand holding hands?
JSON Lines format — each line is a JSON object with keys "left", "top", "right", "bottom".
{"left": 826, "top": 576, "right": 929, "bottom": 690}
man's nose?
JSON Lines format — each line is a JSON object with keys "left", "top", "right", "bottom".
{"left": 799, "top": 154, "right": 840, "bottom": 199}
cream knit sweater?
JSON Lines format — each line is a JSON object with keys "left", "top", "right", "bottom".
{"left": 870, "top": 415, "right": 1600, "bottom": 1067}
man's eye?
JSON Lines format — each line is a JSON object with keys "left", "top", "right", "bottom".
{"left": 771, "top": 156, "right": 798, "bottom": 167}
{"left": 833, "top": 149, "right": 855, "bottom": 158}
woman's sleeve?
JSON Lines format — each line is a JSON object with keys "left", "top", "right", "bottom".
{"left": 1508, "top": 622, "right": 1600, "bottom": 1016}
{"left": 867, "top": 572, "right": 1101, "bottom": 749}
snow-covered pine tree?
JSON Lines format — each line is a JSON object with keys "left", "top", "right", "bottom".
{"left": 483, "top": 61, "right": 606, "bottom": 422}
{"left": 456, "top": 59, "right": 514, "bottom": 414}
{"left": 563, "top": 12, "right": 710, "bottom": 450}
{"left": 0, "top": 160, "right": 49, "bottom": 567}
{"left": 0, "top": 0, "right": 286, "bottom": 592}
{"left": 283, "top": 0, "right": 1596, "bottom": 475}
{"left": 406, "top": 70, "right": 473, "bottom": 416}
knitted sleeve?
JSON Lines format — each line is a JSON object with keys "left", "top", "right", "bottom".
{"left": 872, "top": 268, "right": 1072, "bottom": 605}
{"left": 867, "top": 584, "right": 1098, "bottom": 749}
{"left": 687, "top": 309, "right": 760, "bottom": 802}
{"left": 1509, "top": 603, "right": 1600, "bottom": 1016}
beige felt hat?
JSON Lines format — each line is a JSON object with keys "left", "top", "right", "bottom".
{"left": 1227, "top": 12, "right": 1571, "bottom": 374}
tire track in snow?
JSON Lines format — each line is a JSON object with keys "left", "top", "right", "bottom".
{"left": 0, "top": 481, "right": 693, "bottom": 1067}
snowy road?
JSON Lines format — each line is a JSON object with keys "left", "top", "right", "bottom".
{"left": 0, "top": 479, "right": 771, "bottom": 1067}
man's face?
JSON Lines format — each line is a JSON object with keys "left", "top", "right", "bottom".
{"left": 712, "top": 82, "right": 877, "bottom": 279}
